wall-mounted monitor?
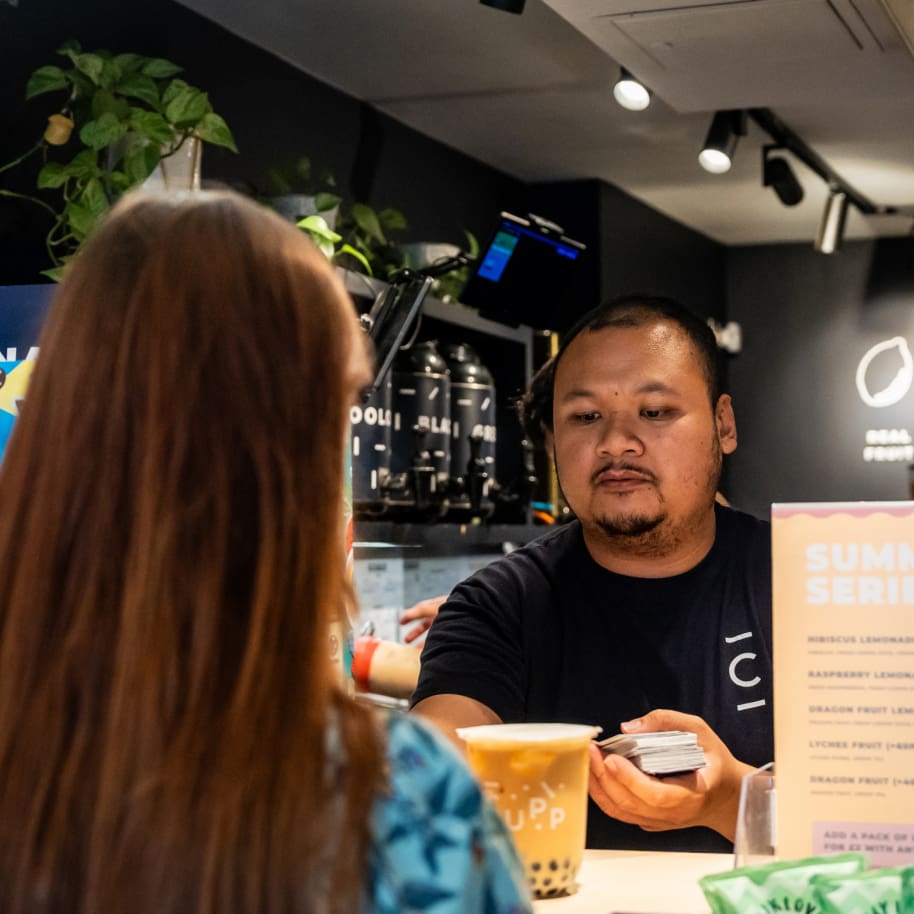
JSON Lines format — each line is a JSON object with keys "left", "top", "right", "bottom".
{"left": 460, "top": 212, "right": 586, "bottom": 329}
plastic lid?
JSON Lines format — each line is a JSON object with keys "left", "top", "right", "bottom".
{"left": 456, "top": 723, "right": 602, "bottom": 743}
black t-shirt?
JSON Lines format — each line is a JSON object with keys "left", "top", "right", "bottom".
{"left": 412, "top": 504, "right": 773, "bottom": 852}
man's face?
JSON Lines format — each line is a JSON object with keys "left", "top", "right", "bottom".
{"left": 552, "top": 320, "right": 736, "bottom": 548}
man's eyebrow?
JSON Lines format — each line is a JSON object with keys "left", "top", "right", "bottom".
{"left": 638, "top": 381, "right": 680, "bottom": 395}
{"left": 558, "top": 387, "right": 596, "bottom": 403}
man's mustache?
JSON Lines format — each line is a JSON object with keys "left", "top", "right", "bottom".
{"left": 591, "top": 462, "right": 657, "bottom": 485}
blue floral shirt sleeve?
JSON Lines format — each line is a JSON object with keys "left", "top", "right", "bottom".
{"left": 364, "top": 712, "right": 533, "bottom": 914}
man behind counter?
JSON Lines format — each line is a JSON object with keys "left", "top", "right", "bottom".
{"left": 411, "top": 294, "right": 772, "bottom": 852}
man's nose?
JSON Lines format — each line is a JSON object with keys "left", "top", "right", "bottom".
{"left": 596, "top": 416, "right": 644, "bottom": 457}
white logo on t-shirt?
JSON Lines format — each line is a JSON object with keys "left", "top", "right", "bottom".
{"left": 724, "top": 631, "right": 766, "bottom": 711}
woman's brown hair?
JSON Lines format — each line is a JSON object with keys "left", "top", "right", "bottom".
{"left": 0, "top": 191, "right": 382, "bottom": 914}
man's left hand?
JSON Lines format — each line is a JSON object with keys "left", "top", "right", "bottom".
{"left": 587, "top": 708, "right": 753, "bottom": 841}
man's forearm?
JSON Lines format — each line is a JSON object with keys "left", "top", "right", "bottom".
{"left": 411, "top": 693, "right": 503, "bottom": 751}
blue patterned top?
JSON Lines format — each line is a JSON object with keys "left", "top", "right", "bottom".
{"left": 365, "top": 712, "right": 533, "bottom": 914}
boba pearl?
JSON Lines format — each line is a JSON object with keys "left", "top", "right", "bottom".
{"left": 527, "top": 857, "right": 577, "bottom": 898}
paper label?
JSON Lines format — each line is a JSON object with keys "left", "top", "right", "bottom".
{"left": 772, "top": 501, "right": 914, "bottom": 864}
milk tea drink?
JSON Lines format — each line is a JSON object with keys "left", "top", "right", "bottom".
{"left": 457, "top": 723, "right": 600, "bottom": 898}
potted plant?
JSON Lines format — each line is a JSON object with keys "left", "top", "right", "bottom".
{"left": 400, "top": 230, "right": 479, "bottom": 302}
{"left": 293, "top": 200, "right": 407, "bottom": 280}
{"left": 335, "top": 202, "right": 408, "bottom": 279}
{"left": 264, "top": 156, "right": 342, "bottom": 228}
{"left": 0, "top": 39, "right": 237, "bottom": 279}
{"left": 295, "top": 214, "right": 371, "bottom": 275}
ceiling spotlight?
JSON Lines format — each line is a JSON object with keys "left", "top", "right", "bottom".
{"left": 698, "top": 110, "right": 746, "bottom": 175}
{"left": 814, "top": 190, "right": 848, "bottom": 254}
{"left": 479, "top": 0, "right": 525, "bottom": 12}
{"left": 613, "top": 67, "right": 651, "bottom": 112}
{"left": 762, "top": 145, "right": 804, "bottom": 207}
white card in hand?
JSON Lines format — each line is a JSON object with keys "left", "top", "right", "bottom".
{"left": 595, "top": 729, "right": 707, "bottom": 776}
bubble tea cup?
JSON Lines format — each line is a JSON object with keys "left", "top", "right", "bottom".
{"left": 457, "top": 723, "right": 601, "bottom": 898}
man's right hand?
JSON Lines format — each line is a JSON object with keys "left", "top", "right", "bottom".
{"left": 587, "top": 708, "right": 752, "bottom": 841}
{"left": 399, "top": 594, "right": 446, "bottom": 644}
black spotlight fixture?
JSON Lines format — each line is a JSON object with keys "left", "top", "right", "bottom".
{"left": 698, "top": 110, "right": 746, "bottom": 174}
{"left": 762, "top": 145, "right": 804, "bottom": 207}
{"left": 480, "top": 0, "right": 525, "bottom": 12}
{"left": 613, "top": 67, "right": 651, "bottom": 111}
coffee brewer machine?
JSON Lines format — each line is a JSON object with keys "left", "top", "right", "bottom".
{"left": 440, "top": 342, "right": 496, "bottom": 520}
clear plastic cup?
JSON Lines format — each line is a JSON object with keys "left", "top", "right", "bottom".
{"left": 457, "top": 722, "right": 601, "bottom": 898}
{"left": 733, "top": 762, "right": 776, "bottom": 868}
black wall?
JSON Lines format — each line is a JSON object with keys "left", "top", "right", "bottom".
{"left": 726, "top": 237, "right": 914, "bottom": 519}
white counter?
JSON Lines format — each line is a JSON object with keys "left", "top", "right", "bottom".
{"left": 533, "top": 850, "right": 733, "bottom": 913}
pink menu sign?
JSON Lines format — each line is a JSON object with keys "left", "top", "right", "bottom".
{"left": 772, "top": 502, "right": 914, "bottom": 865}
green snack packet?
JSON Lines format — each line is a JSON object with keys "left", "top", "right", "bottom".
{"left": 812, "top": 867, "right": 903, "bottom": 914}
{"left": 700, "top": 853, "right": 868, "bottom": 914}
{"left": 902, "top": 868, "right": 914, "bottom": 914}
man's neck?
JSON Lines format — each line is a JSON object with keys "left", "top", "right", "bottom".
{"left": 581, "top": 507, "right": 718, "bottom": 579}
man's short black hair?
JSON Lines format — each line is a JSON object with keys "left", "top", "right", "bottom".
{"left": 515, "top": 355, "right": 556, "bottom": 450}
{"left": 524, "top": 294, "right": 723, "bottom": 435}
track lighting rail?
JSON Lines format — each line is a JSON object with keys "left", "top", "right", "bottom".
{"left": 747, "top": 107, "right": 878, "bottom": 215}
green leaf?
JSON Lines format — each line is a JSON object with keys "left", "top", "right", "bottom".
{"left": 464, "top": 229, "right": 479, "bottom": 258}
{"left": 118, "top": 73, "right": 160, "bottom": 109}
{"left": 57, "top": 39, "right": 81, "bottom": 55}
{"left": 314, "top": 192, "right": 341, "bottom": 213}
{"left": 41, "top": 265, "right": 65, "bottom": 283}
{"left": 378, "top": 207, "right": 407, "bottom": 232}
{"left": 164, "top": 87, "right": 209, "bottom": 128}
{"left": 73, "top": 53, "right": 105, "bottom": 86}
{"left": 68, "top": 148, "right": 100, "bottom": 179}
{"left": 90, "top": 88, "right": 128, "bottom": 121}
{"left": 79, "top": 112, "right": 126, "bottom": 150}
{"left": 68, "top": 71, "right": 95, "bottom": 100}
{"left": 97, "top": 59, "right": 118, "bottom": 90}
{"left": 296, "top": 215, "right": 341, "bottom": 244}
{"left": 123, "top": 143, "right": 160, "bottom": 185}
{"left": 26, "top": 66, "right": 68, "bottom": 99}
{"left": 193, "top": 112, "right": 237, "bottom": 152}
{"left": 336, "top": 243, "right": 373, "bottom": 276}
{"left": 79, "top": 178, "right": 109, "bottom": 217}
{"left": 314, "top": 191, "right": 343, "bottom": 213}
{"left": 161, "top": 79, "right": 189, "bottom": 108}
{"left": 37, "top": 162, "right": 69, "bottom": 189}
{"left": 65, "top": 201, "right": 98, "bottom": 241}
{"left": 318, "top": 238, "right": 337, "bottom": 258}
{"left": 128, "top": 109, "right": 174, "bottom": 147}
{"left": 351, "top": 203, "right": 386, "bottom": 245}
{"left": 141, "top": 58, "right": 183, "bottom": 79}
{"left": 110, "top": 170, "right": 132, "bottom": 194}
{"left": 113, "top": 53, "right": 145, "bottom": 74}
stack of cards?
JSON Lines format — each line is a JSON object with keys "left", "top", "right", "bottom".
{"left": 595, "top": 730, "right": 708, "bottom": 776}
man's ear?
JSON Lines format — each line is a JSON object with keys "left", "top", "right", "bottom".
{"left": 716, "top": 394, "right": 737, "bottom": 455}
{"left": 543, "top": 426, "right": 554, "bottom": 455}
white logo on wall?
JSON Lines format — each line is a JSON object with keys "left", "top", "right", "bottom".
{"left": 856, "top": 337, "right": 914, "bottom": 408}
{"left": 855, "top": 337, "right": 914, "bottom": 464}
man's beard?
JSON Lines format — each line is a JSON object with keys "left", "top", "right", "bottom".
{"left": 576, "top": 435, "right": 723, "bottom": 555}
{"left": 596, "top": 510, "right": 665, "bottom": 539}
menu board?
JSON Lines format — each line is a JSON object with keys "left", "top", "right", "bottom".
{"left": 772, "top": 502, "right": 914, "bottom": 865}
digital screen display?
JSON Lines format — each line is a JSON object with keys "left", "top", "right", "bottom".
{"left": 460, "top": 213, "right": 586, "bottom": 329}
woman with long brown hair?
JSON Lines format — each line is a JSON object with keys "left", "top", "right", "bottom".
{"left": 0, "top": 190, "right": 530, "bottom": 914}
